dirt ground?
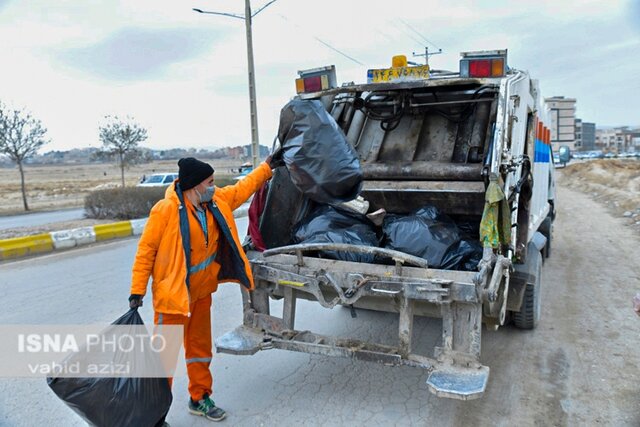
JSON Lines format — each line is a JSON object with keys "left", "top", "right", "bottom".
{"left": 447, "top": 184, "right": 640, "bottom": 426}
{"left": 558, "top": 159, "right": 640, "bottom": 233}
{"left": 0, "top": 159, "right": 242, "bottom": 215}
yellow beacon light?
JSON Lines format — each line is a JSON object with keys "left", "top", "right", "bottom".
{"left": 392, "top": 55, "right": 408, "bottom": 68}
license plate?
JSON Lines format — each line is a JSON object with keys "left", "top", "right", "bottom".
{"left": 367, "top": 65, "right": 430, "bottom": 83}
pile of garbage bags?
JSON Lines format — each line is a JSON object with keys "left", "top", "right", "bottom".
{"left": 277, "top": 99, "right": 363, "bottom": 204}
{"left": 382, "top": 207, "right": 482, "bottom": 271}
{"left": 268, "top": 98, "right": 481, "bottom": 271}
{"left": 293, "top": 205, "right": 378, "bottom": 263}
{"left": 293, "top": 204, "right": 482, "bottom": 271}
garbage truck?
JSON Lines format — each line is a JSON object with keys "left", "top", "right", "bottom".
{"left": 216, "top": 50, "right": 556, "bottom": 400}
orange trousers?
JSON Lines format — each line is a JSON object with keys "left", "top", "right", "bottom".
{"left": 154, "top": 295, "right": 213, "bottom": 402}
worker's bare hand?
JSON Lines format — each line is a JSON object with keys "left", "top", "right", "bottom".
{"left": 633, "top": 293, "right": 640, "bottom": 317}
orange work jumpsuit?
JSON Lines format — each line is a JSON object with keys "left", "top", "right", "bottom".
{"left": 131, "top": 162, "right": 273, "bottom": 401}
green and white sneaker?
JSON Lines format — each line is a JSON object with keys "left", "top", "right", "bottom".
{"left": 188, "top": 394, "right": 227, "bottom": 422}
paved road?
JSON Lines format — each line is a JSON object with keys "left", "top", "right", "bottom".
{"left": 1, "top": 190, "right": 639, "bottom": 426}
{"left": 0, "top": 208, "right": 85, "bottom": 230}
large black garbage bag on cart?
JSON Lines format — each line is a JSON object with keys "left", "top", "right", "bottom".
{"left": 47, "top": 309, "right": 172, "bottom": 427}
{"left": 382, "top": 206, "right": 482, "bottom": 271}
{"left": 278, "top": 99, "right": 363, "bottom": 204}
{"left": 294, "top": 205, "right": 378, "bottom": 263}
{"left": 443, "top": 239, "right": 483, "bottom": 271}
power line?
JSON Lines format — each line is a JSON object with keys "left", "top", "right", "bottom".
{"left": 312, "top": 36, "right": 365, "bottom": 66}
{"left": 277, "top": 14, "right": 364, "bottom": 66}
{"left": 387, "top": 19, "right": 424, "bottom": 47}
{"left": 399, "top": 18, "right": 442, "bottom": 51}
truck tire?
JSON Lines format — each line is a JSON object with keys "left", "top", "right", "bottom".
{"left": 539, "top": 217, "right": 552, "bottom": 258}
{"left": 513, "top": 251, "right": 542, "bottom": 329}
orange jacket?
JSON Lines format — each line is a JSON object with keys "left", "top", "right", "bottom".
{"left": 130, "top": 162, "right": 273, "bottom": 315}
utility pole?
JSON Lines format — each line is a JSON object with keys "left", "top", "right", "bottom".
{"left": 412, "top": 46, "right": 443, "bottom": 67}
{"left": 194, "top": 1, "right": 277, "bottom": 169}
{"left": 244, "top": 0, "right": 259, "bottom": 169}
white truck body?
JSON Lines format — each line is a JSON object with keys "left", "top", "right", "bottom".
{"left": 216, "top": 52, "right": 556, "bottom": 400}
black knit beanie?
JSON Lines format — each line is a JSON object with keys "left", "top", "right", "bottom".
{"left": 178, "top": 157, "right": 214, "bottom": 191}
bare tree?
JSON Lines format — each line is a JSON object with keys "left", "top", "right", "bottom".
{"left": 98, "top": 115, "right": 148, "bottom": 188}
{"left": 0, "top": 102, "right": 49, "bottom": 211}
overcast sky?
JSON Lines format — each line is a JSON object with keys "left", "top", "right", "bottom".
{"left": 0, "top": 0, "right": 638, "bottom": 152}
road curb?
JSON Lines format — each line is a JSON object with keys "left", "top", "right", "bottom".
{"left": 0, "top": 206, "right": 250, "bottom": 261}
{"left": 0, "top": 233, "right": 54, "bottom": 260}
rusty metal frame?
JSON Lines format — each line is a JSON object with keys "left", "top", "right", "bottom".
{"left": 216, "top": 249, "right": 491, "bottom": 400}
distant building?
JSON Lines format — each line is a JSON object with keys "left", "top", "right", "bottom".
{"left": 575, "top": 119, "right": 596, "bottom": 151}
{"left": 544, "top": 96, "right": 576, "bottom": 151}
{"left": 575, "top": 119, "right": 582, "bottom": 150}
{"left": 595, "top": 127, "right": 640, "bottom": 153}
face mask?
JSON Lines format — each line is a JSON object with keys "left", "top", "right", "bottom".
{"left": 196, "top": 185, "right": 215, "bottom": 203}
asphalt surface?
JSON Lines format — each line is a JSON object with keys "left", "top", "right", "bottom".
{"left": 1, "top": 190, "right": 639, "bottom": 426}
{"left": 0, "top": 208, "right": 85, "bottom": 231}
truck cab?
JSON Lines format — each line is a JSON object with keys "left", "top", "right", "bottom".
{"left": 216, "top": 50, "right": 556, "bottom": 400}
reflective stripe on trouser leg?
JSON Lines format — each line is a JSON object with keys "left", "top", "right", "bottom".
{"left": 186, "top": 357, "right": 212, "bottom": 364}
{"left": 185, "top": 295, "right": 213, "bottom": 401}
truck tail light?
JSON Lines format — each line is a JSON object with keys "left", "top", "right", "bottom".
{"left": 469, "top": 59, "right": 491, "bottom": 77}
{"left": 295, "top": 66, "right": 337, "bottom": 94}
{"left": 459, "top": 50, "right": 507, "bottom": 78}
{"left": 295, "top": 74, "right": 329, "bottom": 94}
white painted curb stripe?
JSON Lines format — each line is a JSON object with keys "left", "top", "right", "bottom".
{"left": 130, "top": 218, "right": 148, "bottom": 236}
{"left": 233, "top": 205, "right": 249, "bottom": 219}
{"left": 72, "top": 226, "right": 97, "bottom": 246}
{"left": 50, "top": 226, "right": 96, "bottom": 249}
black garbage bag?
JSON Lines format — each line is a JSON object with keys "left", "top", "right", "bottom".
{"left": 382, "top": 206, "right": 482, "bottom": 271}
{"left": 294, "top": 205, "right": 378, "bottom": 263}
{"left": 278, "top": 99, "right": 363, "bottom": 204}
{"left": 455, "top": 219, "right": 481, "bottom": 240}
{"left": 383, "top": 207, "right": 460, "bottom": 269}
{"left": 441, "top": 239, "right": 483, "bottom": 271}
{"left": 47, "top": 309, "right": 172, "bottom": 427}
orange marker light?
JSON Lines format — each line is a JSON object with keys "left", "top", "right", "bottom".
{"left": 491, "top": 58, "right": 504, "bottom": 77}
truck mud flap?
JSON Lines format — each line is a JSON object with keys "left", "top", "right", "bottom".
{"left": 215, "top": 325, "right": 266, "bottom": 355}
{"left": 426, "top": 365, "right": 490, "bottom": 401}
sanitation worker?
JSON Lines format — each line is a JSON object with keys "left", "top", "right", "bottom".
{"left": 128, "top": 155, "right": 280, "bottom": 423}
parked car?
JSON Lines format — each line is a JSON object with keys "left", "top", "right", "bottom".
{"left": 232, "top": 162, "right": 254, "bottom": 180}
{"left": 137, "top": 173, "right": 178, "bottom": 187}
